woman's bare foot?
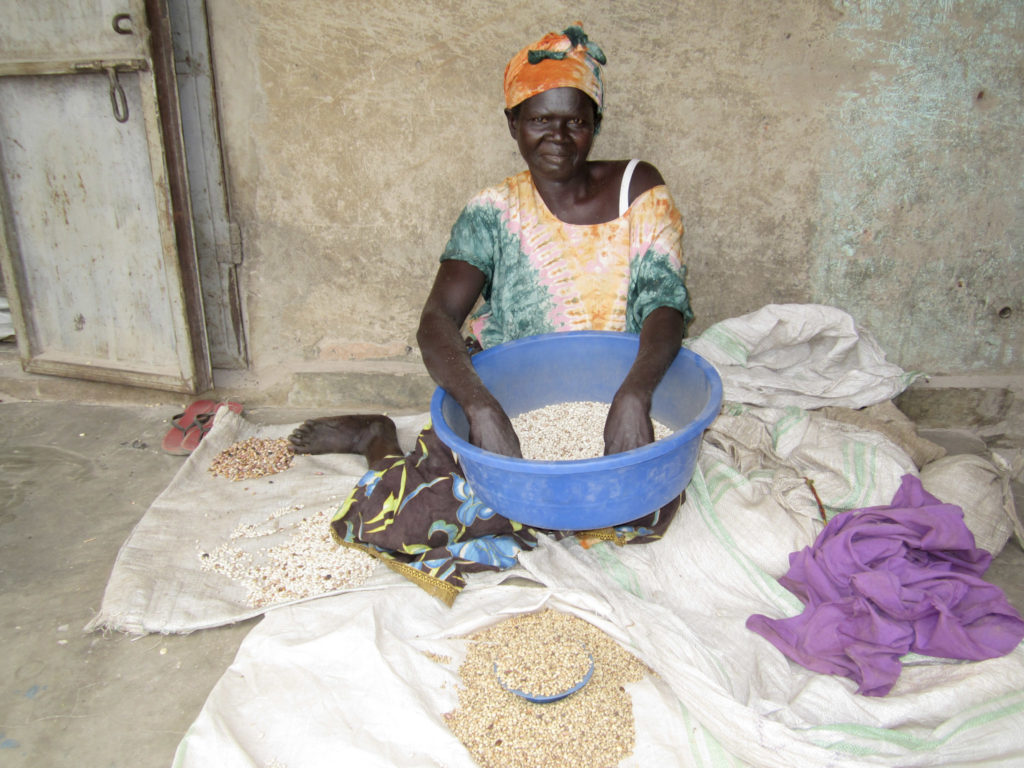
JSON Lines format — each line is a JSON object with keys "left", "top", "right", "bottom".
{"left": 288, "top": 414, "right": 400, "bottom": 465}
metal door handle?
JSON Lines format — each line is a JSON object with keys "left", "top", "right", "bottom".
{"left": 107, "top": 67, "right": 129, "bottom": 122}
{"left": 72, "top": 60, "right": 146, "bottom": 124}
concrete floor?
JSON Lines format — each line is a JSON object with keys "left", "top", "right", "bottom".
{"left": 1, "top": 392, "right": 1023, "bottom": 767}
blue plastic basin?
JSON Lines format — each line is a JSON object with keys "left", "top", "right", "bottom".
{"left": 430, "top": 331, "right": 723, "bottom": 530}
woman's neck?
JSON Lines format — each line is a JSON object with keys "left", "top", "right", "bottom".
{"left": 531, "top": 161, "right": 620, "bottom": 225}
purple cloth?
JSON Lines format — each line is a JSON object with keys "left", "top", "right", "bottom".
{"left": 746, "top": 475, "right": 1024, "bottom": 696}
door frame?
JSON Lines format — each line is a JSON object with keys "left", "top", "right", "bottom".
{"left": 146, "top": 0, "right": 212, "bottom": 389}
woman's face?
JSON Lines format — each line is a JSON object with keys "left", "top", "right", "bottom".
{"left": 506, "top": 87, "right": 598, "bottom": 182}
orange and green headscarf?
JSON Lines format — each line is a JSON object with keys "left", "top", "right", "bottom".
{"left": 503, "top": 24, "right": 607, "bottom": 114}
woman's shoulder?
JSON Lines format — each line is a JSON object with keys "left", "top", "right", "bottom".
{"left": 463, "top": 170, "right": 532, "bottom": 208}
{"left": 626, "top": 160, "right": 666, "bottom": 199}
{"left": 588, "top": 160, "right": 666, "bottom": 208}
{"left": 616, "top": 160, "right": 665, "bottom": 206}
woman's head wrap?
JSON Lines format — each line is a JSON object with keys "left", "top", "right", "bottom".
{"left": 503, "top": 24, "right": 607, "bottom": 114}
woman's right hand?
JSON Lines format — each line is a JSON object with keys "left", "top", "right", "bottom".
{"left": 417, "top": 260, "right": 522, "bottom": 457}
{"left": 466, "top": 397, "right": 522, "bottom": 458}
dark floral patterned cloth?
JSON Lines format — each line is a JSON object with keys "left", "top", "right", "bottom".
{"left": 331, "top": 424, "right": 679, "bottom": 605}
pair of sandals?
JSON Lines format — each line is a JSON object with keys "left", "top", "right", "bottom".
{"left": 161, "top": 399, "right": 243, "bottom": 455}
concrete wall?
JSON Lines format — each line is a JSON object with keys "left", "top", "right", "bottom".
{"left": 204, "top": 0, "right": 1022, "bottom": 405}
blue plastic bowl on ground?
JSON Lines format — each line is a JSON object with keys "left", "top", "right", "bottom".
{"left": 429, "top": 331, "right": 723, "bottom": 530}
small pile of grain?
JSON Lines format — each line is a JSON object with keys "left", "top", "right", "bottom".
{"left": 197, "top": 506, "right": 376, "bottom": 608}
{"left": 208, "top": 437, "right": 294, "bottom": 481}
{"left": 443, "top": 609, "right": 650, "bottom": 768}
{"left": 511, "top": 400, "right": 673, "bottom": 461}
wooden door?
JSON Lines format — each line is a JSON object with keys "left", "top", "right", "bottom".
{"left": 0, "top": 0, "right": 212, "bottom": 393}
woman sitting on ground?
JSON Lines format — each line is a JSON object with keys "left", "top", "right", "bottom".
{"left": 289, "top": 24, "right": 693, "bottom": 605}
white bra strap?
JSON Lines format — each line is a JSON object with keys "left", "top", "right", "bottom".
{"left": 619, "top": 158, "right": 641, "bottom": 217}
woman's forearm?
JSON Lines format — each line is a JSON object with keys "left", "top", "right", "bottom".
{"left": 417, "top": 305, "right": 491, "bottom": 409}
{"left": 620, "top": 306, "right": 685, "bottom": 405}
{"left": 416, "top": 261, "right": 521, "bottom": 456}
{"left": 604, "top": 306, "right": 685, "bottom": 454}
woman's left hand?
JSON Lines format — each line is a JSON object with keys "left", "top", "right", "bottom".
{"left": 604, "top": 389, "right": 654, "bottom": 455}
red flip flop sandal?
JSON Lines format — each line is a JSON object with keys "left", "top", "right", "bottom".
{"left": 180, "top": 412, "right": 215, "bottom": 453}
{"left": 162, "top": 417, "right": 200, "bottom": 455}
{"left": 161, "top": 399, "right": 244, "bottom": 455}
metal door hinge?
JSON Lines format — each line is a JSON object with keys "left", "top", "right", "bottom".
{"left": 228, "top": 222, "right": 244, "bottom": 265}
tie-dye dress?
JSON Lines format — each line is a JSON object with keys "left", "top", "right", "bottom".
{"left": 331, "top": 170, "right": 693, "bottom": 605}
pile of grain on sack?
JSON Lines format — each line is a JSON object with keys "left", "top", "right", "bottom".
{"left": 197, "top": 505, "right": 376, "bottom": 607}
{"left": 443, "top": 609, "right": 651, "bottom": 768}
{"left": 208, "top": 437, "right": 295, "bottom": 480}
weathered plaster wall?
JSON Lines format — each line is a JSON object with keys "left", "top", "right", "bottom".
{"left": 814, "top": 1, "right": 1023, "bottom": 373}
{"left": 204, "top": 0, "right": 1022, "bottom": 402}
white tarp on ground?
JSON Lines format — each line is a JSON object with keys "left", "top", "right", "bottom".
{"left": 172, "top": 403, "right": 1024, "bottom": 767}
{"left": 91, "top": 304, "right": 1024, "bottom": 766}
{"left": 84, "top": 410, "right": 431, "bottom": 635}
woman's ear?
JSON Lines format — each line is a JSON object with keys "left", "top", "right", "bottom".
{"left": 504, "top": 108, "right": 518, "bottom": 139}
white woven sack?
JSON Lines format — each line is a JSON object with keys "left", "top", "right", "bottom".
{"left": 920, "top": 453, "right": 1019, "bottom": 556}
{"left": 686, "top": 303, "right": 920, "bottom": 410}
